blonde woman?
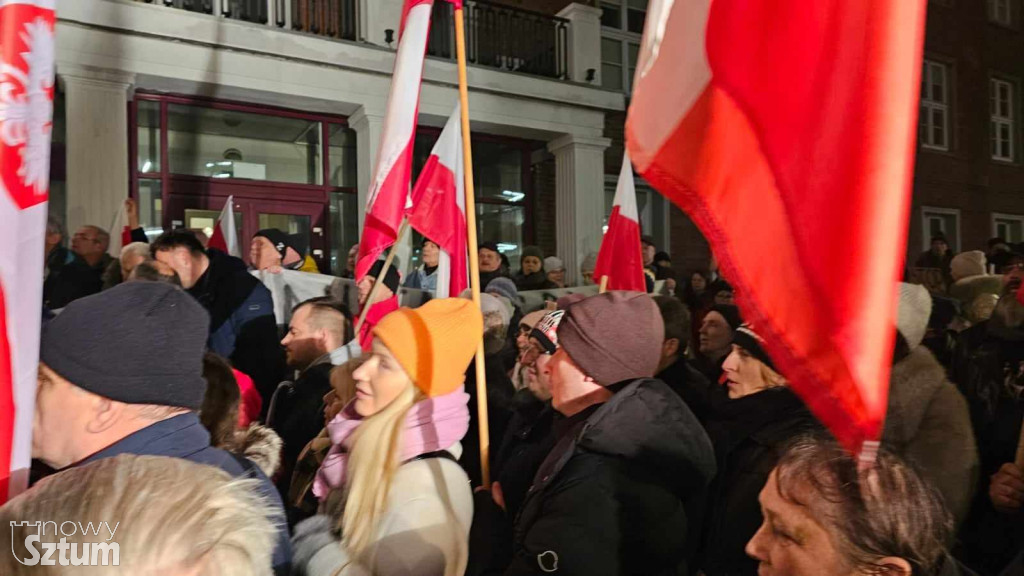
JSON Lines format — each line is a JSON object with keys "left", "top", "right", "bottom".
{"left": 293, "top": 298, "right": 482, "bottom": 576}
{"left": 697, "top": 324, "right": 820, "bottom": 576}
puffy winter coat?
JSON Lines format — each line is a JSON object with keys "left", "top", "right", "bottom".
{"left": 502, "top": 378, "right": 716, "bottom": 576}
{"left": 188, "top": 249, "right": 285, "bottom": 404}
{"left": 291, "top": 446, "right": 473, "bottom": 576}
{"left": 269, "top": 357, "right": 333, "bottom": 500}
{"left": 699, "top": 388, "right": 819, "bottom": 576}
{"left": 883, "top": 345, "right": 978, "bottom": 528}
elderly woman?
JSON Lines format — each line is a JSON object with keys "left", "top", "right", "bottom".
{"left": 697, "top": 324, "right": 818, "bottom": 576}
{"left": 292, "top": 299, "right": 482, "bottom": 576}
{"left": 747, "top": 436, "right": 966, "bottom": 576}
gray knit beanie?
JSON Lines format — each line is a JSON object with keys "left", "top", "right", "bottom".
{"left": 40, "top": 282, "right": 210, "bottom": 409}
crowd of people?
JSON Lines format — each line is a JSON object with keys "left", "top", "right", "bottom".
{"left": 7, "top": 209, "right": 1024, "bottom": 575}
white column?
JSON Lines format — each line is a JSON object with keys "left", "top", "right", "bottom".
{"left": 360, "top": 0, "right": 405, "bottom": 46}
{"left": 548, "top": 134, "right": 610, "bottom": 286}
{"left": 348, "top": 105, "right": 386, "bottom": 235}
{"left": 59, "top": 68, "right": 135, "bottom": 237}
{"left": 557, "top": 3, "right": 602, "bottom": 85}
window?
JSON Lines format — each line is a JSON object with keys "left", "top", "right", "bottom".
{"left": 166, "top": 103, "right": 323, "bottom": 185}
{"left": 920, "top": 60, "right": 950, "bottom": 151}
{"left": 988, "top": 0, "right": 1014, "bottom": 26}
{"left": 921, "top": 207, "right": 961, "bottom": 252}
{"left": 994, "top": 213, "right": 1024, "bottom": 243}
{"left": 991, "top": 78, "right": 1015, "bottom": 162}
{"left": 601, "top": 0, "right": 645, "bottom": 93}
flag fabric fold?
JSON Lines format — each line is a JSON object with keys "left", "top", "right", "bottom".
{"left": 207, "top": 195, "right": 240, "bottom": 258}
{"left": 593, "top": 152, "right": 645, "bottom": 292}
{"left": 626, "top": 0, "right": 927, "bottom": 454}
{"left": 355, "top": 0, "right": 434, "bottom": 280}
{"left": 0, "top": 0, "right": 56, "bottom": 502}
{"left": 107, "top": 202, "right": 132, "bottom": 257}
{"left": 407, "top": 104, "right": 468, "bottom": 298}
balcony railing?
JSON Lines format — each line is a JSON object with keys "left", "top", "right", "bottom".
{"left": 427, "top": 1, "right": 569, "bottom": 80}
{"left": 136, "top": 0, "right": 358, "bottom": 41}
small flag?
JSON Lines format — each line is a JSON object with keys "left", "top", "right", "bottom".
{"left": 593, "top": 152, "right": 645, "bottom": 292}
{"left": 207, "top": 195, "right": 240, "bottom": 257}
{"left": 408, "top": 104, "right": 468, "bottom": 298}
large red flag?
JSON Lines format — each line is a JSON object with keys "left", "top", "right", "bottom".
{"left": 626, "top": 0, "right": 927, "bottom": 454}
{"left": 0, "top": 0, "right": 56, "bottom": 502}
{"left": 593, "top": 152, "right": 645, "bottom": 292}
{"left": 355, "top": 0, "right": 434, "bottom": 280}
{"left": 407, "top": 104, "right": 468, "bottom": 298}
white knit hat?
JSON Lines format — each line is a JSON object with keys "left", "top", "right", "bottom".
{"left": 897, "top": 283, "right": 932, "bottom": 350}
{"left": 950, "top": 250, "right": 987, "bottom": 282}
{"left": 544, "top": 256, "right": 565, "bottom": 272}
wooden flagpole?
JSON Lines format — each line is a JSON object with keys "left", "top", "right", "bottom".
{"left": 353, "top": 219, "right": 410, "bottom": 336}
{"left": 599, "top": 275, "right": 609, "bottom": 294}
{"left": 454, "top": 3, "right": 492, "bottom": 488}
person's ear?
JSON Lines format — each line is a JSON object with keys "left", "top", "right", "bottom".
{"left": 85, "top": 396, "right": 123, "bottom": 434}
{"left": 865, "top": 558, "right": 912, "bottom": 576}
{"left": 663, "top": 338, "right": 680, "bottom": 359}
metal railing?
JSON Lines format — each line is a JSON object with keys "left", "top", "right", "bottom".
{"left": 427, "top": 0, "right": 569, "bottom": 80}
{"left": 138, "top": 0, "right": 358, "bottom": 41}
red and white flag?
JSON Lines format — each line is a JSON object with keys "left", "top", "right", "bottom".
{"left": 0, "top": 0, "right": 56, "bottom": 502}
{"left": 207, "top": 195, "right": 240, "bottom": 257}
{"left": 407, "top": 104, "right": 468, "bottom": 298}
{"left": 354, "top": 0, "right": 434, "bottom": 280}
{"left": 106, "top": 201, "right": 133, "bottom": 257}
{"left": 627, "top": 0, "right": 927, "bottom": 454}
{"left": 593, "top": 152, "right": 645, "bottom": 292}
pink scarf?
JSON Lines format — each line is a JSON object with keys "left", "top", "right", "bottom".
{"left": 313, "top": 388, "right": 471, "bottom": 500}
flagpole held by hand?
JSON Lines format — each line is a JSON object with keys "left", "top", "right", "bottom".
{"left": 599, "top": 275, "right": 609, "bottom": 294}
{"left": 454, "top": 3, "right": 492, "bottom": 488}
{"left": 354, "top": 219, "right": 410, "bottom": 336}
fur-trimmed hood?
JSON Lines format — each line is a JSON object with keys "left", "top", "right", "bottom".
{"left": 236, "top": 423, "right": 283, "bottom": 478}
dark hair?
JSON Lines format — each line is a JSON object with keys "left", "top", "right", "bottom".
{"left": 129, "top": 260, "right": 182, "bottom": 287}
{"left": 988, "top": 237, "right": 1008, "bottom": 249}
{"left": 293, "top": 296, "right": 353, "bottom": 343}
{"left": 653, "top": 295, "right": 690, "bottom": 349}
{"left": 151, "top": 229, "right": 206, "bottom": 258}
{"left": 774, "top": 435, "right": 952, "bottom": 576}
{"left": 930, "top": 235, "right": 948, "bottom": 245}
{"left": 199, "top": 352, "right": 240, "bottom": 451}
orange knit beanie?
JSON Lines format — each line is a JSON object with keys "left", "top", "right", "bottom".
{"left": 372, "top": 298, "right": 484, "bottom": 397}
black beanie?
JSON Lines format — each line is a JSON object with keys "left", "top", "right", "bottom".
{"left": 707, "top": 304, "right": 742, "bottom": 331}
{"left": 254, "top": 228, "right": 289, "bottom": 259}
{"left": 732, "top": 324, "right": 775, "bottom": 370}
{"left": 368, "top": 259, "right": 401, "bottom": 293}
{"left": 40, "top": 282, "right": 210, "bottom": 409}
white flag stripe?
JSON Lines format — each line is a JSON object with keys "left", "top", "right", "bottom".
{"left": 365, "top": 3, "right": 432, "bottom": 211}
{"left": 613, "top": 152, "right": 640, "bottom": 223}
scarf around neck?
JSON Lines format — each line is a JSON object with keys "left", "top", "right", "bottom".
{"left": 313, "top": 388, "right": 471, "bottom": 500}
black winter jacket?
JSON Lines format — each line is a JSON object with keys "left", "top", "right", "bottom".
{"left": 951, "top": 318, "right": 1024, "bottom": 575}
{"left": 502, "top": 378, "right": 716, "bottom": 576}
{"left": 269, "top": 358, "right": 333, "bottom": 502}
{"left": 657, "top": 356, "right": 722, "bottom": 423}
{"left": 699, "top": 388, "right": 818, "bottom": 576}
{"left": 43, "top": 246, "right": 99, "bottom": 309}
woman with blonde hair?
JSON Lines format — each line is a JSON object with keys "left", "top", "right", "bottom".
{"left": 696, "top": 324, "right": 820, "bottom": 576}
{"left": 292, "top": 298, "right": 482, "bottom": 576}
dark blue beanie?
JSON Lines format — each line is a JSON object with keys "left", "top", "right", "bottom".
{"left": 40, "top": 282, "right": 210, "bottom": 409}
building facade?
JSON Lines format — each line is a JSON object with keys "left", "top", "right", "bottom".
{"left": 51, "top": 0, "right": 623, "bottom": 283}
{"left": 912, "top": 0, "right": 1024, "bottom": 259}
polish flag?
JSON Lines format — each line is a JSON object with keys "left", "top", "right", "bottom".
{"left": 106, "top": 202, "right": 133, "bottom": 257}
{"left": 207, "top": 195, "right": 240, "bottom": 257}
{"left": 626, "top": 0, "right": 927, "bottom": 454}
{"left": 354, "top": 0, "right": 434, "bottom": 280}
{"left": 593, "top": 152, "right": 645, "bottom": 292}
{"left": 407, "top": 104, "right": 468, "bottom": 298}
{"left": 0, "top": 0, "right": 56, "bottom": 502}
